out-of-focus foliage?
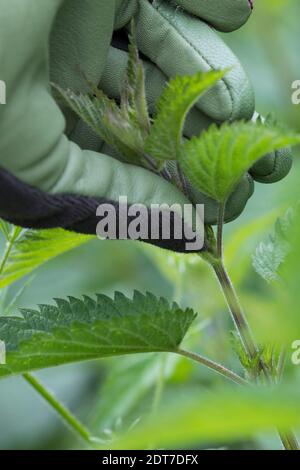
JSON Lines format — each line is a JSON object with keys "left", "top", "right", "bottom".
{"left": 1, "top": 0, "right": 300, "bottom": 451}
{"left": 252, "top": 207, "right": 293, "bottom": 283}
{"left": 0, "top": 227, "right": 92, "bottom": 288}
{"left": 112, "top": 384, "right": 300, "bottom": 450}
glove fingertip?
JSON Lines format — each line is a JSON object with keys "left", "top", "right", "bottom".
{"left": 223, "top": 173, "right": 254, "bottom": 223}
{"left": 174, "top": 0, "right": 253, "bottom": 33}
{"left": 250, "top": 148, "right": 293, "bottom": 184}
{"left": 217, "top": 1, "right": 253, "bottom": 33}
{"left": 192, "top": 174, "right": 253, "bottom": 225}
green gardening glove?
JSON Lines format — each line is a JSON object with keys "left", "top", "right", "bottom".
{"left": 0, "top": 0, "right": 292, "bottom": 251}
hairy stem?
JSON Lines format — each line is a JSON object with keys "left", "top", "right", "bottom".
{"left": 217, "top": 202, "right": 225, "bottom": 259}
{"left": 206, "top": 257, "right": 299, "bottom": 450}
{"left": 177, "top": 348, "right": 248, "bottom": 386}
{"left": 212, "top": 260, "right": 260, "bottom": 363}
{"left": 176, "top": 162, "right": 190, "bottom": 198}
{"left": 200, "top": 218, "right": 299, "bottom": 450}
{"left": 23, "top": 373, "right": 97, "bottom": 447}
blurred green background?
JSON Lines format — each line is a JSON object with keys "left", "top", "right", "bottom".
{"left": 1, "top": 0, "right": 300, "bottom": 450}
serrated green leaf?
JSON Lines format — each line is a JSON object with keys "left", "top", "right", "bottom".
{"left": 0, "top": 291, "right": 196, "bottom": 378}
{"left": 252, "top": 207, "right": 294, "bottom": 283}
{"left": 0, "top": 227, "right": 93, "bottom": 288}
{"left": 179, "top": 121, "right": 300, "bottom": 203}
{"left": 145, "top": 70, "right": 227, "bottom": 162}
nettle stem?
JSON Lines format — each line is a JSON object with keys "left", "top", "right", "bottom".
{"left": 203, "top": 214, "right": 300, "bottom": 450}
{"left": 216, "top": 202, "right": 225, "bottom": 259}
{"left": 212, "top": 259, "right": 261, "bottom": 365}
{"left": 176, "top": 162, "right": 190, "bottom": 198}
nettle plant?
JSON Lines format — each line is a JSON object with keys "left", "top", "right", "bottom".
{"left": 1, "top": 28, "right": 300, "bottom": 450}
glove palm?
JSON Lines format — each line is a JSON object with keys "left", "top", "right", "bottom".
{"left": 0, "top": 0, "right": 291, "bottom": 246}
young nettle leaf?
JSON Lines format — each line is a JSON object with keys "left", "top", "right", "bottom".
{"left": 0, "top": 291, "right": 196, "bottom": 378}
{"left": 230, "top": 331, "right": 252, "bottom": 371}
{"left": 53, "top": 84, "right": 145, "bottom": 166}
{"left": 0, "top": 227, "right": 92, "bottom": 289}
{"left": 179, "top": 121, "right": 300, "bottom": 203}
{"left": 145, "top": 70, "right": 227, "bottom": 163}
{"left": 53, "top": 26, "right": 152, "bottom": 169}
{"left": 52, "top": 83, "right": 113, "bottom": 143}
{"left": 252, "top": 207, "right": 295, "bottom": 283}
{"left": 123, "top": 22, "right": 151, "bottom": 135}
{"left": 260, "top": 344, "right": 280, "bottom": 378}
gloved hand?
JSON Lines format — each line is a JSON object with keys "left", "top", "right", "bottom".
{"left": 0, "top": 0, "right": 292, "bottom": 252}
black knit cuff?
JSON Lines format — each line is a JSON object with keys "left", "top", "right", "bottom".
{"left": 0, "top": 168, "right": 202, "bottom": 253}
